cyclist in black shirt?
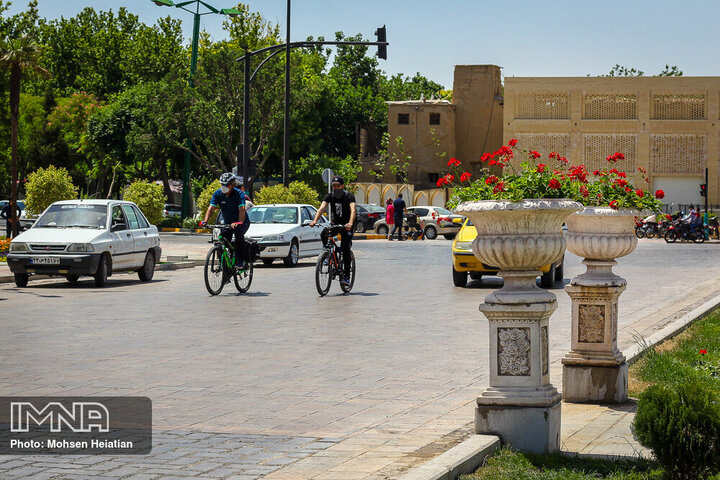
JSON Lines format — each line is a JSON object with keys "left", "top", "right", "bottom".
{"left": 310, "top": 175, "right": 356, "bottom": 287}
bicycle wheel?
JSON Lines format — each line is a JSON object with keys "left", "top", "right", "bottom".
{"left": 234, "top": 261, "right": 253, "bottom": 293}
{"left": 204, "top": 246, "right": 226, "bottom": 295}
{"left": 315, "top": 249, "right": 332, "bottom": 296}
{"left": 340, "top": 252, "right": 356, "bottom": 294}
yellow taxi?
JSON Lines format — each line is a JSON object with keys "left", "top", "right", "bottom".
{"left": 451, "top": 218, "right": 563, "bottom": 288}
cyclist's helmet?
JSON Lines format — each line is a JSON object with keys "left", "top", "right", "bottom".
{"left": 219, "top": 172, "right": 235, "bottom": 186}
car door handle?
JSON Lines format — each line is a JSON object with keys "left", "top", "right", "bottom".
{"left": 126, "top": 233, "right": 131, "bottom": 237}
{"left": 143, "top": 231, "right": 148, "bottom": 236}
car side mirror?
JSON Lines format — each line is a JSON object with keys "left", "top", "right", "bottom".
{"left": 302, "top": 220, "right": 312, "bottom": 227}
{"left": 111, "top": 222, "right": 127, "bottom": 232}
{"left": 452, "top": 218, "right": 464, "bottom": 224}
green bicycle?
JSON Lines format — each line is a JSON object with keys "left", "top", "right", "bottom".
{"left": 204, "top": 225, "right": 256, "bottom": 295}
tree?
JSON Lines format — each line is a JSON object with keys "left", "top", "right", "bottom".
{"left": 602, "top": 64, "right": 683, "bottom": 77}
{"left": 24, "top": 165, "right": 78, "bottom": 215}
{"left": 122, "top": 180, "right": 166, "bottom": 226}
{"left": 255, "top": 181, "right": 320, "bottom": 207}
{"left": 292, "top": 154, "right": 360, "bottom": 194}
{"left": 0, "top": 34, "right": 45, "bottom": 236}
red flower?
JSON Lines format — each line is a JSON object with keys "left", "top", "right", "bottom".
{"left": 636, "top": 189, "right": 644, "bottom": 197}
{"left": 618, "top": 171, "right": 627, "bottom": 178}
{"left": 537, "top": 163, "right": 546, "bottom": 173}
{"left": 496, "top": 145, "right": 513, "bottom": 157}
{"left": 485, "top": 175, "right": 499, "bottom": 185}
{"left": 655, "top": 189, "right": 665, "bottom": 199}
{"left": 480, "top": 153, "right": 492, "bottom": 162}
{"left": 447, "top": 158, "right": 461, "bottom": 167}
{"left": 548, "top": 178, "right": 561, "bottom": 190}
{"left": 437, "top": 178, "right": 447, "bottom": 187}
{"left": 569, "top": 165, "right": 588, "bottom": 183}
{"left": 609, "top": 200, "right": 618, "bottom": 210}
{"left": 700, "top": 349, "right": 708, "bottom": 355}
{"left": 638, "top": 166, "right": 647, "bottom": 174}
{"left": 508, "top": 139, "right": 518, "bottom": 147}
{"left": 529, "top": 150, "right": 541, "bottom": 159}
{"left": 625, "top": 187, "right": 632, "bottom": 193}
{"left": 548, "top": 152, "right": 558, "bottom": 159}
{"left": 593, "top": 169, "right": 600, "bottom": 176}
{"left": 493, "top": 182, "right": 505, "bottom": 194}
{"left": 614, "top": 152, "right": 625, "bottom": 160}
{"left": 445, "top": 173, "right": 454, "bottom": 182}
{"left": 615, "top": 179, "right": 628, "bottom": 188}
{"left": 460, "top": 172, "right": 472, "bottom": 182}
{"left": 558, "top": 156, "right": 569, "bottom": 164}
{"left": 579, "top": 185, "right": 589, "bottom": 198}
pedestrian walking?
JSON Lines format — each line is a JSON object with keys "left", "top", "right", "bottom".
{"left": 391, "top": 194, "right": 407, "bottom": 241}
{"left": 385, "top": 197, "right": 394, "bottom": 240}
{"left": 1, "top": 201, "right": 21, "bottom": 239}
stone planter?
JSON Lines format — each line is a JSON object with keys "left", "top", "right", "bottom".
{"left": 454, "top": 199, "right": 582, "bottom": 454}
{"left": 562, "top": 207, "right": 638, "bottom": 404}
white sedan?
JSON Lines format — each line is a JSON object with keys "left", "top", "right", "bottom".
{"left": 245, "top": 204, "right": 328, "bottom": 267}
{"left": 7, "top": 199, "right": 161, "bottom": 287}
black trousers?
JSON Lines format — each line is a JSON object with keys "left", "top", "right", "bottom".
{"left": 4, "top": 220, "right": 10, "bottom": 239}
{"left": 391, "top": 218, "right": 404, "bottom": 239}
{"left": 230, "top": 221, "right": 250, "bottom": 264}
{"left": 339, "top": 228, "right": 353, "bottom": 276}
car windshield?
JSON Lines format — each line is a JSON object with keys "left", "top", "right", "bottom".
{"left": 247, "top": 206, "right": 298, "bottom": 224}
{"left": 434, "top": 207, "right": 452, "bottom": 215}
{"left": 365, "top": 205, "right": 385, "bottom": 213}
{"left": 34, "top": 204, "right": 107, "bottom": 229}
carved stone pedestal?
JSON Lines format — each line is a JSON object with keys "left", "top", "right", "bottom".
{"left": 563, "top": 207, "right": 638, "bottom": 404}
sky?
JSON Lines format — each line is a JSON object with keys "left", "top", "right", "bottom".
{"left": 5, "top": 0, "right": 720, "bottom": 90}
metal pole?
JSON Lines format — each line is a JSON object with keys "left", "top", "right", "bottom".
{"left": 243, "top": 50, "right": 251, "bottom": 193}
{"left": 705, "top": 167, "right": 709, "bottom": 223}
{"left": 283, "top": 0, "right": 290, "bottom": 187}
{"left": 181, "top": 9, "right": 201, "bottom": 220}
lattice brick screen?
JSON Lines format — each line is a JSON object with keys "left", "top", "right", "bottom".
{"left": 582, "top": 135, "right": 637, "bottom": 172}
{"left": 515, "top": 134, "right": 570, "bottom": 159}
{"left": 515, "top": 92, "right": 569, "bottom": 119}
{"left": 583, "top": 94, "right": 637, "bottom": 119}
{"left": 650, "top": 134, "right": 706, "bottom": 174}
{"left": 651, "top": 94, "right": 705, "bottom": 119}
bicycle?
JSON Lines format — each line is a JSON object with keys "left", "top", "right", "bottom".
{"left": 204, "top": 224, "right": 256, "bottom": 295}
{"left": 314, "top": 223, "right": 356, "bottom": 296}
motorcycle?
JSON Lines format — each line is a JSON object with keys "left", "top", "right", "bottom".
{"left": 664, "top": 220, "right": 705, "bottom": 243}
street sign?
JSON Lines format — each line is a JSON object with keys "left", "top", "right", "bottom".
{"left": 322, "top": 168, "right": 333, "bottom": 184}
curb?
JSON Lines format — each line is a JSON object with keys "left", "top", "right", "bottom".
{"left": 158, "top": 230, "right": 385, "bottom": 240}
{"left": 399, "top": 293, "right": 720, "bottom": 480}
{"left": 397, "top": 435, "right": 500, "bottom": 480}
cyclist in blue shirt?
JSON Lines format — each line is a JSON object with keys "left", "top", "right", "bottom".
{"left": 200, "top": 173, "right": 251, "bottom": 269}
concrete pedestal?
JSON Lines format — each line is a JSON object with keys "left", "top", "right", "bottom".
{"left": 475, "top": 400, "right": 561, "bottom": 454}
{"left": 562, "top": 362, "right": 628, "bottom": 403}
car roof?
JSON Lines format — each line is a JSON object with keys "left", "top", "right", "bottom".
{"left": 253, "top": 204, "right": 313, "bottom": 208}
{"left": 52, "top": 199, "right": 136, "bottom": 206}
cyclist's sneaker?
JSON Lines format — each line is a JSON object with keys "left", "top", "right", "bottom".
{"left": 234, "top": 260, "right": 248, "bottom": 271}
{"left": 340, "top": 275, "right": 350, "bottom": 287}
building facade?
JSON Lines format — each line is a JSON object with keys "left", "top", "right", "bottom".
{"left": 505, "top": 76, "right": 720, "bottom": 207}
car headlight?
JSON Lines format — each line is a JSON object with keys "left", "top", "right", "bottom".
{"left": 455, "top": 241, "right": 472, "bottom": 251}
{"left": 262, "top": 234, "right": 285, "bottom": 242}
{"left": 68, "top": 243, "right": 95, "bottom": 252}
{"left": 9, "top": 242, "right": 28, "bottom": 252}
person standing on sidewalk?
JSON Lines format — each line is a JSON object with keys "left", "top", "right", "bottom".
{"left": 385, "top": 197, "right": 394, "bottom": 240}
{"left": 1, "top": 201, "right": 21, "bottom": 239}
{"left": 391, "top": 194, "right": 406, "bottom": 241}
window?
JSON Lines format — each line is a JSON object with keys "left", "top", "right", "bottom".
{"left": 429, "top": 112, "right": 440, "bottom": 125}
{"left": 301, "top": 207, "right": 313, "bottom": 223}
{"left": 111, "top": 205, "right": 127, "bottom": 230}
{"left": 121, "top": 205, "right": 140, "bottom": 230}
{"left": 428, "top": 173, "right": 440, "bottom": 185}
{"left": 133, "top": 206, "right": 150, "bottom": 228}
{"left": 398, "top": 113, "right": 410, "bottom": 125}
{"left": 414, "top": 208, "right": 429, "bottom": 217}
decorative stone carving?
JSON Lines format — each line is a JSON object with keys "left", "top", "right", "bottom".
{"left": 498, "top": 328, "right": 531, "bottom": 376}
{"left": 578, "top": 304, "right": 605, "bottom": 343}
{"left": 542, "top": 326, "right": 548, "bottom": 375}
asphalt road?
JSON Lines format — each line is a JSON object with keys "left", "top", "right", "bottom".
{"left": 1, "top": 237, "right": 720, "bottom": 479}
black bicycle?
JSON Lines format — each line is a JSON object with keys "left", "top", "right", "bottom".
{"left": 204, "top": 224, "right": 256, "bottom": 295}
{"left": 314, "top": 224, "right": 356, "bottom": 296}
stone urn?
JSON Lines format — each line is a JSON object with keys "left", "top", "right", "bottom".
{"left": 562, "top": 207, "right": 639, "bottom": 403}
{"left": 454, "top": 199, "right": 582, "bottom": 454}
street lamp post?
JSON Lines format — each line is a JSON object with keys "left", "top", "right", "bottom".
{"left": 150, "top": 0, "right": 241, "bottom": 219}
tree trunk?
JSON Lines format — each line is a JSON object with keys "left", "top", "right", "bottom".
{"left": 9, "top": 62, "right": 20, "bottom": 238}
{"left": 158, "top": 156, "right": 173, "bottom": 202}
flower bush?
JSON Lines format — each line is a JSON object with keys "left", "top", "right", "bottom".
{"left": 442, "top": 140, "right": 664, "bottom": 212}
{"left": 0, "top": 236, "right": 10, "bottom": 261}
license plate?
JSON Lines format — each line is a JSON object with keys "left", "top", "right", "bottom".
{"left": 30, "top": 257, "right": 60, "bottom": 265}
{"left": 212, "top": 228, "right": 221, "bottom": 241}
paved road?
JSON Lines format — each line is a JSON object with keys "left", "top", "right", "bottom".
{"left": 1, "top": 237, "right": 720, "bottom": 479}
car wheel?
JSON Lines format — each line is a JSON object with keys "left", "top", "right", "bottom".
{"left": 540, "top": 263, "right": 556, "bottom": 289}
{"left": 425, "top": 225, "right": 438, "bottom": 239}
{"left": 94, "top": 255, "right": 108, "bottom": 287}
{"left": 67, "top": 275, "right": 79, "bottom": 283}
{"left": 443, "top": 233, "right": 456, "bottom": 240}
{"left": 262, "top": 259, "right": 274, "bottom": 266}
{"left": 355, "top": 222, "right": 366, "bottom": 233}
{"left": 452, "top": 265, "right": 467, "bottom": 287}
{"left": 283, "top": 240, "right": 299, "bottom": 267}
{"left": 376, "top": 224, "right": 388, "bottom": 236}
{"left": 14, "top": 273, "right": 28, "bottom": 288}
{"left": 138, "top": 251, "right": 155, "bottom": 281}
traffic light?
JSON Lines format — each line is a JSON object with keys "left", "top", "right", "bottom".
{"left": 375, "top": 25, "right": 387, "bottom": 60}
{"left": 701, "top": 183, "right": 707, "bottom": 197}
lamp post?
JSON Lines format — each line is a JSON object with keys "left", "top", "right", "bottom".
{"left": 150, "top": 0, "right": 241, "bottom": 219}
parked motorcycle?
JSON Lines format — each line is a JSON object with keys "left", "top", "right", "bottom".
{"left": 664, "top": 220, "right": 705, "bottom": 243}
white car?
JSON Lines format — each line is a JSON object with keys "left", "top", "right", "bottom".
{"left": 7, "top": 200, "right": 161, "bottom": 287}
{"left": 245, "top": 204, "right": 328, "bottom": 267}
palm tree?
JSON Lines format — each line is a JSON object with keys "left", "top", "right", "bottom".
{"left": 0, "top": 35, "right": 45, "bottom": 237}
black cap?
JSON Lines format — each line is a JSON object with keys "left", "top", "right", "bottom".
{"left": 331, "top": 175, "right": 344, "bottom": 185}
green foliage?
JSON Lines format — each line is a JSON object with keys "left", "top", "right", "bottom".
{"left": 633, "top": 381, "right": 720, "bottom": 480}
{"left": 122, "top": 180, "right": 165, "bottom": 225}
{"left": 159, "top": 215, "right": 182, "bottom": 228}
{"left": 601, "top": 64, "right": 683, "bottom": 77}
{"left": 460, "top": 445, "right": 662, "bottom": 480}
{"left": 24, "top": 165, "right": 78, "bottom": 215}
{"left": 198, "top": 180, "right": 221, "bottom": 224}
{"left": 182, "top": 216, "right": 200, "bottom": 230}
{"left": 255, "top": 181, "right": 320, "bottom": 208}
{"left": 388, "top": 135, "right": 411, "bottom": 183}
{"left": 292, "top": 154, "right": 361, "bottom": 194}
